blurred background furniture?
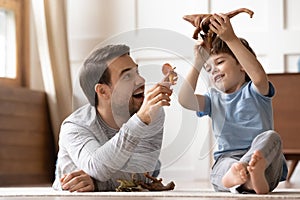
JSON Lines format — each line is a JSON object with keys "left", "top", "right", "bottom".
{"left": 0, "top": 86, "right": 55, "bottom": 186}
{"left": 269, "top": 73, "right": 300, "bottom": 182}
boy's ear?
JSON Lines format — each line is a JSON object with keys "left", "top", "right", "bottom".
{"left": 95, "top": 84, "right": 110, "bottom": 100}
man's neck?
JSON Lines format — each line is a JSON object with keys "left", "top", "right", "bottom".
{"left": 96, "top": 106, "right": 120, "bottom": 129}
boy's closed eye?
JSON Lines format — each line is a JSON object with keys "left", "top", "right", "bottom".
{"left": 217, "top": 61, "right": 224, "bottom": 65}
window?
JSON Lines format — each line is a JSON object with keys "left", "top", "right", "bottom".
{"left": 0, "top": 0, "right": 29, "bottom": 87}
{"left": 0, "top": 9, "right": 16, "bottom": 79}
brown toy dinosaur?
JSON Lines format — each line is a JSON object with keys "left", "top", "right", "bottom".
{"left": 183, "top": 8, "right": 254, "bottom": 50}
{"left": 138, "top": 172, "right": 175, "bottom": 191}
{"left": 116, "top": 172, "right": 175, "bottom": 192}
{"left": 162, "top": 63, "right": 177, "bottom": 85}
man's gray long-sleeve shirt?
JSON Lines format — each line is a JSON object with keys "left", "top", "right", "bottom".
{"left": 52, "top": 104, "right": 164, "bottom": 191}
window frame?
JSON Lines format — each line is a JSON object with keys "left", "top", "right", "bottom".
{"left": 0, "top": 0, "right": 29, "bottom": 87}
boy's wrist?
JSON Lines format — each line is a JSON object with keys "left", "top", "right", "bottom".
{"left": 193, "top": 62, "right": 204, "bottom": 71}
{"left": 194, "top": 57, "right": 206, "bottom": 71}
{"left": 224, "top": 35, "right": 239, "bottom": 44}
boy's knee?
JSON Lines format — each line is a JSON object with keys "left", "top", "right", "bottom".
{"left": 264, "top": 130, "right": 281, "bottom": 141}
{"left": 262, "top": 130, "right": 282, "bottom": 149}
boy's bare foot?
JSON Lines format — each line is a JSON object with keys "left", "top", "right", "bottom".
{"left": 222, "top": 162, "right": 249, "bottom": 188}
{"left": 247, "top": 150, "right": 269, "bottom": 194}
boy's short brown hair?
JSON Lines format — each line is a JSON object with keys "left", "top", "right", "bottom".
{"left": 211, "top": 37, "right": 255, "bottom": 82}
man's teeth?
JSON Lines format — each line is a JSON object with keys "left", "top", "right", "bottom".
{"left": 133, "top": 91, "right": 144, "bottom": 98}
{"left": 133, "top": 91, "right": 143, "bottom": 95}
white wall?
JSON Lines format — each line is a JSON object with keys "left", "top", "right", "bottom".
{"left": 66, "top": 0, "right": 300, "bottom": 182}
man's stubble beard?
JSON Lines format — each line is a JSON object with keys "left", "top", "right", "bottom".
{"left": 111, "top": 98, "right": 141, "bottom": 128}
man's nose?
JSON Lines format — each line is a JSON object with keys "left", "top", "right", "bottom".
{"left": 136, "top": 74, "right": 145, "bottom": 85}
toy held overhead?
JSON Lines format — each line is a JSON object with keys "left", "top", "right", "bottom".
{"left": 183, "top": 8, "right": 254, "bottom": 50}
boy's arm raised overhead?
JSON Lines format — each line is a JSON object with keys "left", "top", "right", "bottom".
{"left": 178, "top": 42, "right": 207, "bottom": 112}
{"left": 210, "top": 13, "right": 269, "bottom": 96}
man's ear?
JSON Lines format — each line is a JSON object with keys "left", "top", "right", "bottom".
{"left": 95, "top": 84, "right": 110, "bottom": 100}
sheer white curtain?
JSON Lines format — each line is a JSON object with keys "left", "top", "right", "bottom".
{"left": 31, "top": 0, "right": 72, "bottom": 152}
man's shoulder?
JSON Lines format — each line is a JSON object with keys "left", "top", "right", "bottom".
{"left": 63, "top": 104, "right": 97, "bottom": 126}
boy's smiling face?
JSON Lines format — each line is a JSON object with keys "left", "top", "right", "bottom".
{"left": 204, "top": 53, "right": 247, "bottom": 93}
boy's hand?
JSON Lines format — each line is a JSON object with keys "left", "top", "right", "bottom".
{"left": 209, "top": 13, "right": 237, "bottom": 42}
{"left": 60, "top": 170, "right": 95, "bottom": 192}
{"left": 194, "top": 40, "right": 210, "bottom": 68}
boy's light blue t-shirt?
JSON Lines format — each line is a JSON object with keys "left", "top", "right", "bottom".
{"left": 197, "top": 81, "right": 275, "bottom": 160}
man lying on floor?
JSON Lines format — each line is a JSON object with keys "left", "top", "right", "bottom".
{"left": 52, "top": 44, "right": 177, "bottom": 192}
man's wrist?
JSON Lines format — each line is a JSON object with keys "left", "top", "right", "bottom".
{"left": 136, "top": 112, "right": 150, "bottom": 125}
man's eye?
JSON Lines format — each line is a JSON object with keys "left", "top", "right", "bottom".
{"left": 124, "top": 74, "right": 131, "bottom": 79}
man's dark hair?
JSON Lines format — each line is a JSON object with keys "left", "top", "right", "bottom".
{"left": 79, "top": 44, "right": 130, "bottom": 106}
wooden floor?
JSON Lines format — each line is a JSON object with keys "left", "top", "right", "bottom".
{"left": 1, "top": 180, "right": 300, "bottom": 200}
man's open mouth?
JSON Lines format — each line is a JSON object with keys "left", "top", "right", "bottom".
{"left": 132, "top": 86, "right": 145, "bottom": 99}
{"left": 132, "top": 92, "right": 144, "bottom": 99}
